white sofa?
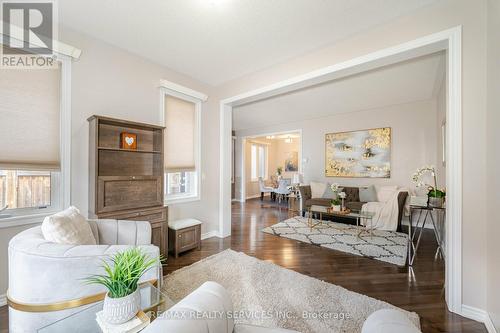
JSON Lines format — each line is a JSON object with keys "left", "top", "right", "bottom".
{"left": 8, "top": 219, "right": 161, "bottom": 333}
{"left": 143, "top": 282, "right": 421, "bottom": 333}
{"left": 142, "top": 281, "right": 299, "bottom": 333}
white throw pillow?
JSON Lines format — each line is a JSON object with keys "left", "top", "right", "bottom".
{"left": 42, "top": 206, "right": 97, "bottom": 245}
{"left": 310, "top": 181, "right": 327, "bottom": 198}
{"left": 376, "top": 186, "right": 399, "bottom": 203}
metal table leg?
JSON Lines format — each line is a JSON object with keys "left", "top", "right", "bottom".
{"left": 408, "top": 208, "right": 413, "bottom": 265}
{"left": 410, "top": 210, "right": 429, "bottom": 266}
{"left": 429, "top": 210, "right": 445, "bottom": 259}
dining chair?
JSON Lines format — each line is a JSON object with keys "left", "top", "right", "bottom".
{"left": 274, "top": 179, "right": 291, "bottom": 203}
{"left": 258, "top": 177, "right": 275, "bottom": 201}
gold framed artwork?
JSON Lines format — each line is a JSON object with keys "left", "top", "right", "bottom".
{"left": 325, "top": 127, "right": 391, "bottom": 178}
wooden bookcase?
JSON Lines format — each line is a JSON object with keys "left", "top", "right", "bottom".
{"left": 88, "top": 115, "right": 168, "bottom": 261}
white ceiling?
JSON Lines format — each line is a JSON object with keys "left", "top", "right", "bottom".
{"left": 59, "top": 0, "right": 440, "bottom": 86}
{"left": 233, "top": 52, "right": 445, "bottom": 131}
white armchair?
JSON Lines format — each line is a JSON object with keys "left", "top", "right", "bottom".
{"left": 8, "top": 219, "right": 161, "bottom": 333}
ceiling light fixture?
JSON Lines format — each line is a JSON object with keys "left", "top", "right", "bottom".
{"left": 285, "top": 136, "right": 292, "bottom": 143}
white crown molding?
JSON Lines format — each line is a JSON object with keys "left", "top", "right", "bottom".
{"left": 159, "top": 79, "right": 208, "bottom": 102}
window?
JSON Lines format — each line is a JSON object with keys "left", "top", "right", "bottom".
{"left": 251, "top": 143, "right": 268, "bottom": 181}
{"left": 0, "top": 66, "right": 65, "bottom": 219}
{"left": 165, "top": 171, "right": 197, "bottom": 197}
{"left": 161, "top": 82, "right": 205, "bottom": 204}
{"left": 0, "top": 170, "right": 60, "bottom": 212}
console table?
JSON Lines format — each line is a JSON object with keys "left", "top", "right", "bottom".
{"left": 408, "top": 205, "right": 445, "bottom": 265}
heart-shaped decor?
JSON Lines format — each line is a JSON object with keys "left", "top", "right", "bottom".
{"left": 125, "top": 137, "right": 134, "bottom": 146}
{"left": 121, "top": 132, "right": 137, "bottom": 149}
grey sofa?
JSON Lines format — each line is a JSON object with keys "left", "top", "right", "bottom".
{"left": 298, "top": 185, "right": 408, "bottom": 232}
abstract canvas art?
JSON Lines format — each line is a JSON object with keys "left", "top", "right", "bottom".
{"left": 285, "top": 151, "right": 298, "bottom": 172}
{"left": 325, "top": 127, "right": 391, "bottom": 178}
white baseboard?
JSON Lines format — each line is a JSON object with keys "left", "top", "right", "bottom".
{"left": 0, "top": 293, "right": 6, "bottom": 307}
{"left": 246, "top": 194, "right": 262, "bottom": 200}
{"left": 461, "top": 305, "right": 498, "bottom": 333}
{"left": 201, "top": 231, "right": 220, "bottom": 240}
{"left": 485, "top": 315, "right": 499, "bottom": 333}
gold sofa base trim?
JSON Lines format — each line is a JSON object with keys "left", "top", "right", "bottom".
{"left": 7, "top": 279, "right": 157, "bottom": 313}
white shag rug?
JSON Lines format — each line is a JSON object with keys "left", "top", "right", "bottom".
{"left": 163, "top": 249, "right": 419, "bottom": 333}
{"left": 262, "top": 216, "right": 408, "bottom": 266}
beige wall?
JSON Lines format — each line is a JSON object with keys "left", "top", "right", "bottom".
{"left": 242, "top": 136, "right": 300, "bottom": 199}
{"left": 486, "top": 0, "right": 500, "bottom": 329}
{"left": 435, "top": 78, "right": 446, "bottom": 189}
{"left": 216, "top": 0, "right": 488, "bottom": 311}
{"left": 274, "top": 138, "right": 300, "bottom": 180}
{"left": 236, "top": 100, "right": 439, "bottom": 192}
{"left": 59, "top": 27, "right": 221, "bottom": 233}
{"left": 0, "top": 0, "right": 492, "bottom": 315}
{"left": 0, "top": 27, "right": 217, "bottom": 297}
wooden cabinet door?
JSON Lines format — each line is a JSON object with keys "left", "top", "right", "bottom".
{"left": 97, "top": 176, "right": 162, "bottom": 213}
{"left": 178, "top": 225, "right": 200, "bottom": 252}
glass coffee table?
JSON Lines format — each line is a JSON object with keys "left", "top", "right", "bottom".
{"left": 308, "top": 205, "right": 376, "bottom": 237}
{"left": 37, "top": 282, "right": 173, "bottom": 333}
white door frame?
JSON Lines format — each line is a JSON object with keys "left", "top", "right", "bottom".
{"left": 219, "top": 26, "right": 462, "bottom": 313}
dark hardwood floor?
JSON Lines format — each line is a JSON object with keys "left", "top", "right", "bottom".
{"left": 0, "top": 198, "right": 486, "bottom": 332}
{"left": 165, "top": 198, "right": 486, "bottom": 333}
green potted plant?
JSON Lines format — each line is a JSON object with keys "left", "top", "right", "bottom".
{"left": 85, "top": 248, "right": 157, "bottom": 324}
{"left": 331, "top": 198, "right": 341, "bottom": 211}
{"left": 412, "top": 165, "right": 446, "bottom": 208}
{"left": 428, "top": 188, "right": 446, "bottom": 207}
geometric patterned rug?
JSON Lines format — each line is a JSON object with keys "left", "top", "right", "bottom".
{"left": 262, "top": 216, "right": 408, "bottom": 266}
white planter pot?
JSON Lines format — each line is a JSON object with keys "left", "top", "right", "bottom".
{"left": 428, "top": 197, "right": 444, "bottom": 208}
{"left": 103, "top": 289, "right": 141, "bottom": 324}
{"left": 332, "top": 205, "right": 341, "bottom": 212}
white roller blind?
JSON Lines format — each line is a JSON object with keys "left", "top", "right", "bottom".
{"left": 0, "top": 67, "right": 61, "bottom": 170}
{"left": 164, "top": 95, "right": 196, "bottom": 172}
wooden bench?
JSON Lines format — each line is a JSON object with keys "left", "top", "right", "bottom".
{"left": 168, "top": 218, "right": 202, "bottom": 258}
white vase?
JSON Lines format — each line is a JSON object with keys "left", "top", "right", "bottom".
{"left": 332, "top": 205, "right": 341, "bottom": 212}
{"left": 103, "top": 289, "right": 141, "bottom": 324}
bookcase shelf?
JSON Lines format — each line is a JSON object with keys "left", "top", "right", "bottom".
{"left": 97, "top": 146, "right": 162, "bottom": 154}
{"left": 88, "top": 115, "right": 168, "bottom": 261}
